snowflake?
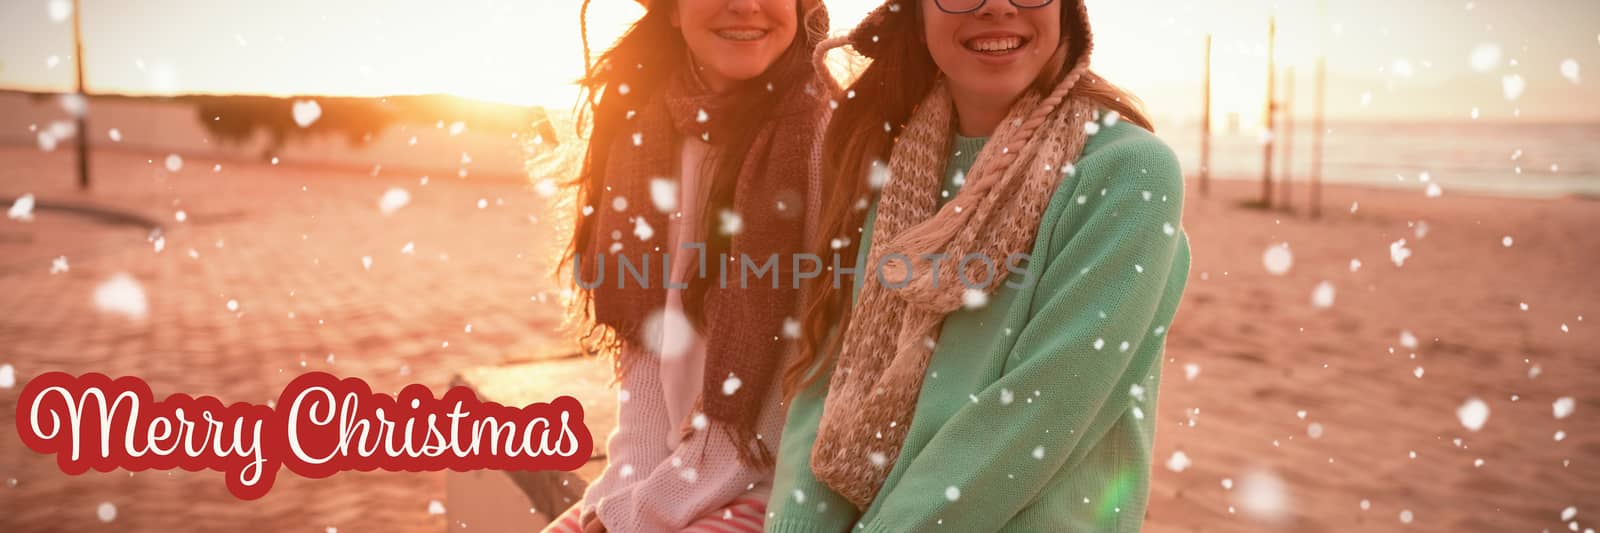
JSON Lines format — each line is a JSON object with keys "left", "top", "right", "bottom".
{"left": 96, "top": 502, "right": 116, "bottom": 523}
{"left": 292, "top": 100, "right": 321, "bottom": 128}
{"left": 1502, "top": 74, "right": 1525, "bottom": 101}
{"left": 1236, "top": 469, "right": 1288, "bottom": 522}
{"left": 1552, "top": 396, "right": 1574, "bottom": 419}
{"left": 378, "top": 188, "right": 410, "bottom": 215}
{"left": 1311, "top": 281, "right": 1336, "bottom": 309}
{"left": 1399, "top": 330, "right": 1418, "bottom": 349}
{"left": 633, "top": 217, "right": 654, "bottom": 241}
{"left": 1425, "top": 182, "right": 1443, "bottom": 198}
{"left": 1262, "top": 243, "right": 1292, "bottom": 275}
{"left": 868, "top": 160, "right": 890, "bottom": 191}
{"left": 1456, "top": 397, "right": 1489, "bottom": 431}
{"left": 1164, "top": 451, "right": 1190, "bottom": 472}
{"left": 1469, "top": 43, "right": 1502, "bottom": 72}
{"left": 718, "top": 209, "right": 743, "bottom": 235}
{"left": 94, "top": 273, "right": 148, "bottom": 320}
{"left": 650, "top": 178, "right": 678, "bottom": 212}
{"left": 1389, "top": 239, "right": 1412, "bottom": 267}
{"left": 961, "top": 289, "right": 988, "bottom": 309}
{"left": 641, "top": 308, "right": 696, "bottom": 360}
{"left": 8, "top": 194, "right": 36, "bottom": 221}
{"left": 1560, "top": 59, "right": 1581, "bottom": 84}
{"left": 48, "top": 0, "right": 72, "bottom": 22}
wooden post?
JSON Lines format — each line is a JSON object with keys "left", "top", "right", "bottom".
{"left": 72, "top": 0, "right": 90, "bottom": 190}
{"left": 1280, "top": 66, "right": 1295, "bottom": 212}
{"left": 1310, "top": 1, "right": 1328, "bottom": 219}
{"left": 1258, "top": 16, "right": 1276, "bottom": 208}
{"left": 1200, "top": 33, "right": 1212, "bottom": 197}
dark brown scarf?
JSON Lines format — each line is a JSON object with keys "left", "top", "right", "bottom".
{"left": 580, "top": 61, "right": 824, "bottom": 467}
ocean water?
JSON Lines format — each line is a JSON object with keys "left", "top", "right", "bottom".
{"left": 1153, "top": 121, "right": 1600, "bottom": 198}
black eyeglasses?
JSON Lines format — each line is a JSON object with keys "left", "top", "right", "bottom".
{"left": 933, "top": 0, "right": 1055, "bottom": 15}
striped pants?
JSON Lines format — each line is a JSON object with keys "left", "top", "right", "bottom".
{"left": 542, "top": 496, "right": 767, "bottom": 533}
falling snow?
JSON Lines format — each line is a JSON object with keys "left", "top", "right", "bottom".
{"left": 94, "top": 274, "right": 148, "bottom": 320}
{"left": 96, "top": 502, "right": 116, "bottom": 523}
{"left": 1236, "top": 469, "right": 1289, "bottom": 523}
{"left": 8, "top": 194, "right": 36, "bottom": 221}
{"left": 377, "top": 188, "right": 411, "bottom": 214}
{"left": 650, "top": 178, "right": 678, "bottom": 212}
{"left": 1311, "top": 281, "right": 1336, "bottom": 309}
{"left": 1457, "top": 397, "right": 1489, "bottom": 431}
{"left": 1165, "top": 451, "right": 1191, "bottom": 472}
{"left": 293, "top": 100, "right": 322, "bottom": 128}
{"left": 1263, "top": 243, "right": 1292, "bottom": 275}
{"left": 1552, "top": 396, "right": 1574, "bottom": 419}
{"left": 1470, "top": 43, "right": 1502, "bottom": 72}
{"left": 1501, "top": 74, "right": 1526, "bottom": 101}
{"left": 1389, "top": 239, "right": 1412, "bottom": 267}
{"left": 1560, "top": 59, "right": 1581, "bottom": 84}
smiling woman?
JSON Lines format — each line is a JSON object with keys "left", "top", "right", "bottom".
{"left": 546, "top": 1, "right": 833, "bottom": 532}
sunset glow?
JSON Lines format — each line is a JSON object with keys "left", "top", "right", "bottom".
{"left": 0, "top": 0, "right": 1595, "bottom": 122}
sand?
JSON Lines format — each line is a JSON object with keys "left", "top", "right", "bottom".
{"left": 1145, "top": 178, "right": 1599, "bottom": 532}
{"left": 1, "top": 134, "right": 1596, "bottom": 531}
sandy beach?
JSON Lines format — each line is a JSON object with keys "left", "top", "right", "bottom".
{"left": 1147, "top": 178, "right": 1599, "bottom": 532}
{"left": 0, "top": 138, "right": 1596, "bottom": 531}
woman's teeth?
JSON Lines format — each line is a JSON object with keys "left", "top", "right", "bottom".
{"left": 964, "top": 36, "right": 1024, "bottom": 53}
{"left": 716, "top": 29, "right": 768, "bottom": 41}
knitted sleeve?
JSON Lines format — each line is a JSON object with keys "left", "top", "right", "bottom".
{"left": 593, "top": 353, "right": 793, "bottom": 532}
{"left": 577, "top": 343, "right": 675, "bottom": 522}
{"left": 764, "top": 359, "right": 861, "bottom": 533}
{"left": 855, "top": 134, "right": 1190, "bottom": 532}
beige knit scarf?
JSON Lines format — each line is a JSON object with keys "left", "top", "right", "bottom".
{"left": 809, "top": 28, "right": 1101, "bottom": 509}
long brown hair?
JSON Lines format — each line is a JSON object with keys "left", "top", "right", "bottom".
{"left": 563, "top": 0, "right": 830, "bottom": 370}
{"left": 783, "top": 1, "right": 1154, "bottom": 399}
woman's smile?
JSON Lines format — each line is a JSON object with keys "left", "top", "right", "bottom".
{"left": 960, "top": 30, "right": 1034, "bottom": 64}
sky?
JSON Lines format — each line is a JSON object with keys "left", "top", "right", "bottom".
{"left": 1, "top": 0, "right": 1597, "bottom": 124}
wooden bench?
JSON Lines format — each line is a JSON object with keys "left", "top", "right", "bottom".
{"left": 447, "top": 350, "right": 617, "bottom": 532}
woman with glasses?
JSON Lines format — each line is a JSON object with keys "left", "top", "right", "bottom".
{"left": 766, "top": 0, "right": 1190, "bottom": 531}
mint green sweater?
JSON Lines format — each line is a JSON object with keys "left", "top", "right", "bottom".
{"left": 766, "top": 117, "right": 1192, "bottom": 532}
